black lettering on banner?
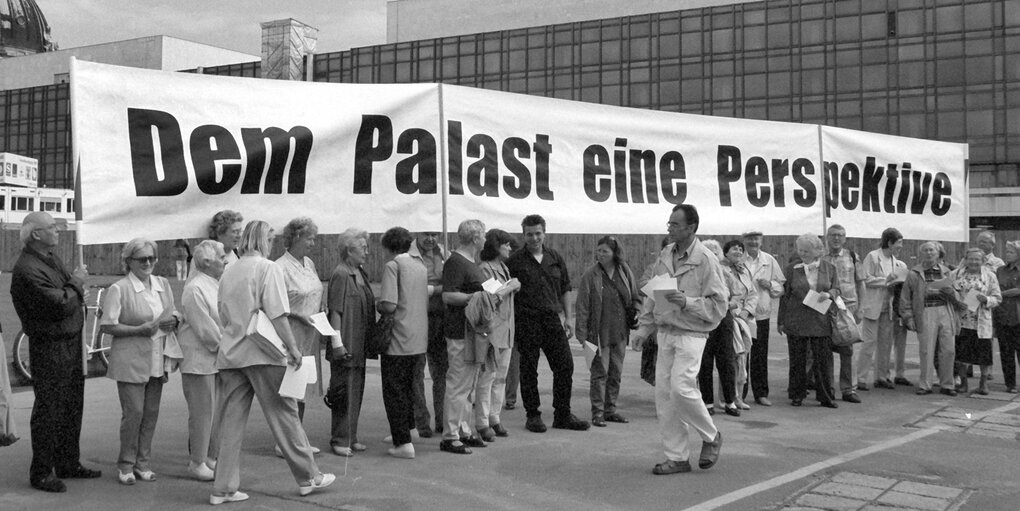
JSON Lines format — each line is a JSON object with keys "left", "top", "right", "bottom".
{"left": 859, "top": 157, "right": 882, "bottom": 212}
{"left": 791, "top": 158, "right": 816, "bottom": 207}
{"left": 534, "top": 134, "right": 554, "bottom": 200}
{"left": 823, "top": 161, "right": 839, "bottom": 211}
{"left": 582, "top": 145, "right": 612, "bottom": 202}
{"left": 882, "top": 164, "right": 899, "bottom": 213}
{"left": 190, "top": 124, "right": 241, "bottom": 195}
{"left": 447, "top": 120, "right": 464, "bottom": 195}
{"left": 502, "top": 137, "right": 532, "bottom": 199}
{"left": 395, "top": 128, "right": 437, "bottom": 194}
{"left": 716, "top": 145, "right": 741, "bottom": 207}
{"left": 909, "top": 170, "right": 933, "bottom": 214}
{"left": 613, "top": 139, "right": 628, "bottom": 203}
{"left": 770, "top": 159, "right": 788, "bottom": 207}
{"left": 896, "top": 164, "right": 911, "bottom": 214}
{"left": 466, "top": 134, "right": 499, "bottom": 197}
{"left": 353, "top": 114, "right": 392, "bottom": 194}
{"left": 240, "top": 126, "right": 312, "bottom": 194}
{"left": 659, "top": 151, "right": 686, "bottom": 205}
{"left": 630, "top": 148, "right": 656, "bottom": 204}
{"left": 840, "top": 162, "right": 860, "bottom": 211}
{"left": 127, "top": 108, "right": 189, "bottom": 196}
{"left": 931, "top": 172, "right": 952, "bottom": 215}
{"left": 745, "top": 156, "right": 770, "bottom": 208}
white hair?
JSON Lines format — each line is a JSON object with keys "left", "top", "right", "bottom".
{"left": 192, "top": 240, "right": 223, "bottom": 270}
{"left": 457, "top": 219, "right": 486, "bottom": 246}
{"left": 19, "top": 212, "right": 51, "bottom": 245}
{"left": 701, "top": 239, "right": 723, "bottom": 261}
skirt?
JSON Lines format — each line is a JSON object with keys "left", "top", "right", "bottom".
{"left": 955, "top": 328, "right": 992, "bottom": 366}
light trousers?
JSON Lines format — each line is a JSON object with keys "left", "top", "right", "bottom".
{"left": 443, "top": 337, "right": 481, "bottom": 441}
{"left": 213, "top": 366, "right": 317, "bottom": 495}
{"left": 893, "top": 321, "right": 908, "bottom": 379}
{"left": 181, "top": 373, "right": 219, "bottom": 466}
{"left": 474, "top": 346, "right": 512, "bottom": 429}
{"left": 655, "top": 331, "right": 718, "bottom": 462}
{"left": 117, "top": 377, "right": 163, "bottom": 473}
{"left": 858, "top": 311, "right": 894, "bottom": 383}
{"left": 918, "top": 307, "right": 957, "bottom": 390}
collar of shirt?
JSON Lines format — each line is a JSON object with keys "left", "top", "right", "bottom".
{"left": 128, "top": 271, "right": 164, "bottom": 294}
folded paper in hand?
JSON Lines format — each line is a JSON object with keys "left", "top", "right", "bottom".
{"left": 482, "top": 277, "right": 503, "bottom": 294}
{"left": 963, "top": 290, "right": 981, "bottom": 312}
{"left": 308, "top": 311, "right": 341, "bottom": 336}
{"left": 582, "top": 341, "right": 599, "bottom": 369}
{"left": 247, "top": 310, "right": 287, "bottom": 359}
{"left": 803, "top": 289, "right": 832, "bottom": 314}
{"left": 279, "top": 356, "right": 317, "bottom": 399}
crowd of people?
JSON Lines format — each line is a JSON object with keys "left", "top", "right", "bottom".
{"left": 4, "top": 205, "right": 1020, "bottom": 504}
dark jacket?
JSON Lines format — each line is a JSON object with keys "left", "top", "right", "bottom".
{"left": 10, "top": 247, "right": 85, "bottom": 339}
{"left": 778, "top": 259, "right": 839, "bottom": 338}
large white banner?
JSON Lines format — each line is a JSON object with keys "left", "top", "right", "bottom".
{"left": 71, "top": 61, "right": 970, "bottom": 244}
{"left": 442, "top": 85, "right": 822, "bottom": 236}
{"left": 821, "top": 126, "right": 969, "bottom": 241}
{"left": 72, "top": 60, "right": 443, "bottom": 244}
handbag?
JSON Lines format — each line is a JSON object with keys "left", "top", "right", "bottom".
{"left": 830, "top": 307, "right": 862, "bottom": 348}
{"left": 365, "top": 312, "right": 394, "bottom": 359}
{"left": 601, "top": 264, "right": 639, "bottom": 329}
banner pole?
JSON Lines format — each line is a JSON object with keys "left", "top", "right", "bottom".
{"left": 817, "top": 124, "right": 828, "bottom": 239}
{"left": 69, "top": 57, "right": 88, "bottom": 377}
{"left": 437, "top": 84, "right": 449, "bottom": 251}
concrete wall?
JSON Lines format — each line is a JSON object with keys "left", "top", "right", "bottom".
{"left": 0, "top": 36, "right": 257, "bottom": 90}
{"left": 386, "top": 0, "right": 759, "bottom": 43}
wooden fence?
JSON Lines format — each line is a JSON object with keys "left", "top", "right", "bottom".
{"left": 3, "top": 226, "right": 1018, "bottom": 282}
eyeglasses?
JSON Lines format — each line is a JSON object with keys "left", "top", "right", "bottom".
{"left": 129, "top": 256, "right": 157, "bottom": 264}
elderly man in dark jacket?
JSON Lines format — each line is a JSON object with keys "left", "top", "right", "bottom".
{"left": 10, "top": 212, "right": 101, "bottom": 492}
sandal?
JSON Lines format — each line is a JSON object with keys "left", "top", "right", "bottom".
{"left": 652, "top": 459, "right": 691, "bottom": 475}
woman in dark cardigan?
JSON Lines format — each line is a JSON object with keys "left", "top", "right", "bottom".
{"left": 778, "top": 233, "right": 841, "bottom": 408}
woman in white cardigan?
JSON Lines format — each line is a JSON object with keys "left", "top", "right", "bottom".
{"left": 952, "top": 248, "right": 1002, "bottom": 395}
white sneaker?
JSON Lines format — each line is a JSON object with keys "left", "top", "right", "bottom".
{"left": 311, "top": 446, "right": 321, "bottom": 454}
{"left": 188, "top": 461, "right": 215, "bottom": 481}
{"left": 206, "top": 459, "right": 217, "bottom": 471}
{"left": 298, "top": 473, "right": 336, "bottom": 496}
{"left": 209, "top": 491, "right": 249, "bottom": 505}
{"left": 387, "top": 443, "right": 415, "bottom": 459}
{"left": 383, "top": 429, "right": 420, "bottom": 443}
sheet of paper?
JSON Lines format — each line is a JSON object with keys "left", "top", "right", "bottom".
{"left": 963, "top": 290, "right": 982, "bottom": 312}
{"left": 891, "top": 265, "right": 909, "bottom": 283}
{"left": 803, "top": 289, "right": 832, "bottom": 314}
{"left": 834, "top": 296, "right": 847, "bottom": 311}
{"left": 582, "top": 341, "right": 598, "bottom": 369}
{"left": 279, "top": 356, "right": 317, "bottom": 399}
{"left": 307, "top": 311, "right": 340, "bottom": 336}
{"left": 482, "top": 277, "right": 502, "bottom": 294}
{"left": 640, "top": 273, "right": 673, "bottom": 298}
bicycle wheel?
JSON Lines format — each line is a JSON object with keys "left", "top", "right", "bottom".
{"left": 94, "top": 333, "right": 111, "bottom": 369}
{"left": 12, "top": 331, "right": 31, "bottom": 382}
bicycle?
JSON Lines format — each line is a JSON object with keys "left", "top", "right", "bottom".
{"left": 13, "top": 283, "right": 112, "bottom": 383}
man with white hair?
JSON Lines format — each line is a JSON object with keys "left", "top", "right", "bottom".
{"left": 178, "top": 240, "right": 228, "bottom": 481}
{"left": 10, "top": 212, "right": 101, "bottom": 492}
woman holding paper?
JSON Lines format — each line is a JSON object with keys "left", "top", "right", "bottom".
{"left": 474, "top": 229, "right": 521, "bottom": 438}
{"left": 378, "top": 227, "right": 429, "bottom": 459}
{"left": 777, "top": 233, "right": 840, "bottom": 408}
{"left": 575, "top": 236, "right": 638, "bottom": 426}
{"left": 952, "top": 248, "right": 1002, "bottom": 395}
{"left": 274, "top": 217, "right": 324, "bottom": 456}
{"left": 212, "top": 220, "right": 333, "bottom": 505}
{"left": 857, "top": 228, "right": 904, "bottom": 391}
{"left": 325, "top": 228, "right": 374, "bottom": 457}
{"left": 900, "top": 241, "right": 962, "bottom": 395}
{"left": 101, "top": 237, "right": 183, "bottom": 485}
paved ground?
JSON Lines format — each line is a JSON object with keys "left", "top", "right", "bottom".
{"left": 3, "top": 274, "right": 1020, "bottom": 510}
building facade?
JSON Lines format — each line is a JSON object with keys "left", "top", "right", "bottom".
{"left": 2, "top": 0, "right": 1019, "bottom": 227}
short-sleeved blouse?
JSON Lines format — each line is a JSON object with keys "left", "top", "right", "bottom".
{"left": 217, "top": 254, "right": 291, "bottom": 369}
{"left": 276, "top": 251, "right": 324, "bottom": 356}
{"left": 380, "top": 253, "right": 428, "bottom": 356}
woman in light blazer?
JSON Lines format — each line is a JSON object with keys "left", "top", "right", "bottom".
{"left": 101, "top": 238, "right": 183, "bottom": 485}
{"left": 857, "top": 228, "right": 904, "bottom": 390}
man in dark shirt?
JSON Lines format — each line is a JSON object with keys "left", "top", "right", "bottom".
{"left": 506, "top": 214, "right": 589, "bottom": 433}
{"left": 10, "top": 212, "right": 101, "bottom": 492}
{"left": 440, "top": 220, "right": 488, "bottom": 454}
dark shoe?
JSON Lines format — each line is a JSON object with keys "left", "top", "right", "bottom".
{"left": 592, "top": 415, "right": 607, "bottom": 427}
{"left": 435, "top": 425, "right": 444, "bottom": 435}
{"left": 706, "top": 406, "right": 716, "bottom": 416}
{"left": 755, "top": 397, "right": 773, "bottom": 407}
{"left": 916, "top": 388, "right": 933, "bottom": 395}
{"left": 894, "top": 377, "right": 913, "bottom": 386}
{"left": 791, "top": 399, "right": 803, "bottom": 407}
{"left": 439, "top": 439, "right": 472, "bottom": 454}
{"left": 525, "top": 416, "right": 547, "bottom": 433}
{"left": 492, "top": 423, "right": 509, "bottom": 437}
{"left": 698, "top": 432, "right": 722, "bottom": 470}
{"left": 972, "top": 387, "right": 989, "bottom": 396}
{"left": 604, "top": 412, "right": 629, "bottom": 423}
{"left": 503, "top": 402, "right": 516, "bottom": 410}
{"left": 477, "top": 427, "right": 496, "bottom": 443}
{"left": 842, "top": 393, "right": 861, "bottom": 404}
{"left": 723, "top": 404, "right": 741, "bottom": 417}
{"left": 820, "top": 401, "right": 838, "bottom": 409}
{"left": 31, "top": 474, "right": 66, "bottom": 493}
{"left": 874, "top": 380, "right": 895, "bottom": 390}
{"left": 417, "top": 426, "right": 434, "bottom": 439}
{"left": 322, "top": 393, "right": 336, "bottom": 410}
{"left": 856, "top": 382, "right": 870, "bottom": 391}
{"left": 652, "top": 459, "right": 692, "bottom": 475}
{"left": 56, "top": 465, "right": 102, "bottom": 479}
{"left": 460, "top": 435, "right": 487, "bottom": 448}
{"left": 552, "top": 414, "right": 591, "bottom": 431}
{"left": 940, "top": 388, "right": 958, "bottom": 397}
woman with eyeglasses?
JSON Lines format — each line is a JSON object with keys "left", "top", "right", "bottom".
{"left": 101, "top": 238, "right": 183, "bottom": 485}
{"left": 575, "top": 235, "right": 640, "bottom": 427}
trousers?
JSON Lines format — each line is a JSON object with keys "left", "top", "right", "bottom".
{"left": 655, "top": 331, "right": 718, "bottom": 462}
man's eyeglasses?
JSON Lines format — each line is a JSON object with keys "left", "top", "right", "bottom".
{"left": 129, "top": 256, "right": 157, "bottom": 264}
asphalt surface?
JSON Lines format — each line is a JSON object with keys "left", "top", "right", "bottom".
{"left": 2, "top": 274, "right": 1020, "bottom": 510}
